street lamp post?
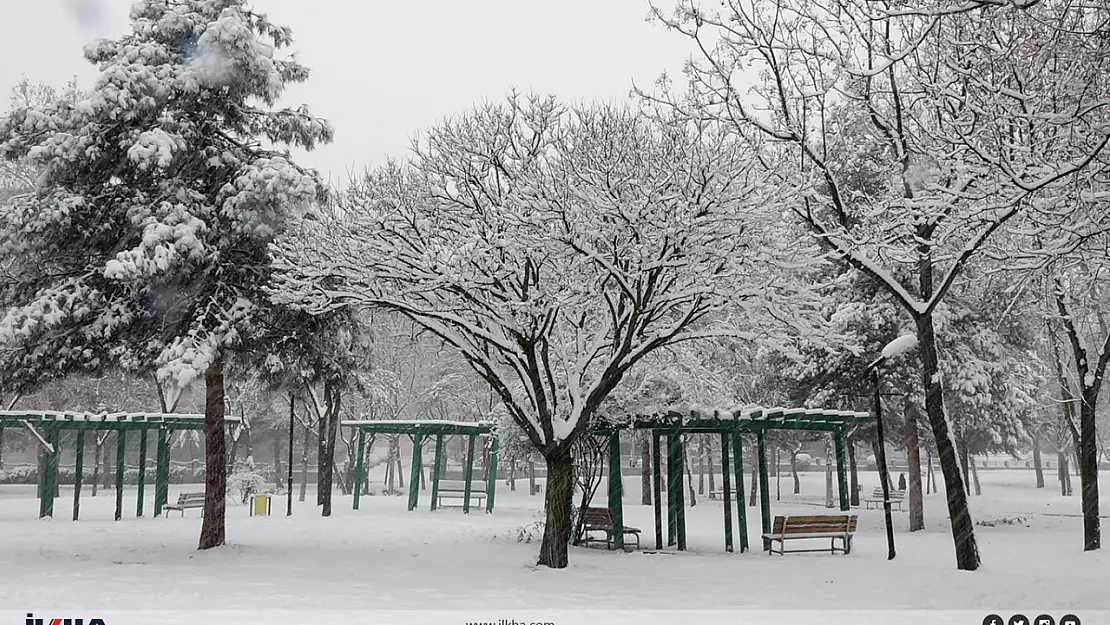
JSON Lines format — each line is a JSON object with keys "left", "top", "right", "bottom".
{"left": 869, "top": 366, "right": 896, "bottom": 560}
{"left": 287, "top": 393, "right": 295, "bottom": 517}
{"left": 866, "top": 334, "right": 918, "bottom": 561}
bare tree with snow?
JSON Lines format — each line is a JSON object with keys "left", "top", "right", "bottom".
{"left": 648, "top": 0, "right": 1110, "bottom": 570}
{"left": 274, "top": 95, "right": 782, "bottom": 568}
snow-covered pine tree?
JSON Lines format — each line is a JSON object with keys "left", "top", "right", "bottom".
{"left": 0, "top": 0, "right": 332, "bottom": 549}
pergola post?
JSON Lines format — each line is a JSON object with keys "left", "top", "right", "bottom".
{"left": 463, "top": 433, "right": 476, "bottom": 514}
{"left": 154, "top": 427, "right": 168, "bottom": 517}
{"left": 114, "top": 430, "right": 126, "bottom": 521}
{"left": 665, "top": 433, "right": 687, "bottom": 550}
{"left": 485, "top": 436, "right": 499, "bottom": 514}
{"left": 834, "top": 429, "right": 850, "bottom": 511}
{"left": 353, "top": 428, "right": 366, "bottom": 511}
{"left": 607, "top": 431, "right": 624, "bottom": 550}
{"left": 720, "top": 432, "right": 734, "bottom": 553}
{"left": 651, "top": 433, "right": 663, "bottom": 550}
{"left": 757, "top": 431, "right": 771, "bottom": 551}
{"left": 665, "top": 434, "right": 679, "bottom": 547}
{"left": 732, "top": 431, "right": 748, "bottom": 552}
{"left": 40, "top": 426, "right": 58, "bottom": 518}
{"left": 430, "top": 434, "right": 444, "bottom": 511}
{"left": 407, "top": 433, "right": 424, "bottom": 511}
{"left": 73, "top": 430, "right": 85, "bottom": 521}
{"left": 136, "top": 429, "right": 148, "bottom": 517}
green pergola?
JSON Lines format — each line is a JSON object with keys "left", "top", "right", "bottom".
{"left": 593, "top": 406, "right": 872, "bottom": 553}
{"left": 342, "top": 420, "right": 498, "bottom": 514}
{"left": 0, "top": 410, "right": 241, "bottom": 521}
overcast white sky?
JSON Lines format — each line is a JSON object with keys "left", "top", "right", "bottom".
{"left": 0, "top": 0, "right": 692, "bottom": 183}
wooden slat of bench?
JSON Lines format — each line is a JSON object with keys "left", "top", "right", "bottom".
{"left": 771, "top": 515, "right": 856, "bottom": 535}
{"left": 581, "top": 507, "right": 641, "bottom": 533}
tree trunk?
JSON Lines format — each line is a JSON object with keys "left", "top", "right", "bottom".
{"left": 320, "top": 380, "right": 341, "bottom": 517}
{"left": 298, "top": 423, "right": 309, "bottom": 502}
{"left": 272, "top": 437, "right": 284, "bottom": 493}
{"left": 708, "top": 438, "right": 717, "bottom": 494}
{"left": 1032, "top": 442, "right": 1045, "bottom": 489}
{"left": 916, "top": 313, "right": 980, "bottom": 571}
{"left": 1057, "top": 450, "right": 1069, "bottom": 495}
{"left": 1078, "top": 394, "right": 1101, "bottom": 551}
{"left": 824, "top": 435, "right": 834, "bottom": 508}
{"left": 528, "top": 459, "right": 537, "bottom": 495}
{"left": 748, "top": 441, "right": 758, "bottom": 507}
{"left": 958, "top": 437, "right": 971, "bottom": 492}
{"left": 395, "top": 437, "right": 405, "bottom": 490}
{"left": 970, "top": 455, "right": 981, "bottom": 496}
{"left": 228, "top": 430, "right": 239, "bottom": 474}
{"left": 904, "top": 404, "right": 924, "bottom": 532}
{"left": 683, "top": 436, "right": 696, "bottom": 507}
{"left": 790, "top": 449, "right": 800, "bottom": 494}
{"left": 362, "top": 437, "right": 373, "bottom": 495}
{"left": 926, "top": 448, "right": 936, "bottom": 494}
{"left": 0, "top": 427, "right": 4, "bottom": 470}
{"left": 385, "top": 438, "right": 395, "bottom": 492}
{"left": 101, "top": 434, "right": 112, "bottom": 490}
{"left": 316, "top": 401, "right": 327, "bottom": 506}
{"left": 91, "top": 435, "right": 102, "bottom": 497}
{"left": 697, "top": 437, "right": 706, "bottom": 495}
{"left": 537, "top": 447, "right": 575, "bottom": 569}
{"left": 848, "top": 440, "right": 859, "bottom": 506}
{"left": 333, "top": 459, "right": 350, "bottom": 496}
{"left": 640, "top": 438, "right": 651, "bottom": 505}
{"left": 774, "top": 446, "right": 781, "bottom": 501}
{"left": 343, "top": 436, "right": 356, "bottom": 494}
{"left": 198, "top": 359, "right": 228, "bottom": 550}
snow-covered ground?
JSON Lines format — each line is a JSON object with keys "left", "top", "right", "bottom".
{"left": 1, "top": 469, "right": 1107, "bottom": 624}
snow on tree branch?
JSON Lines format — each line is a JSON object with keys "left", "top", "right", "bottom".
{"left": 273, "top": 95, "right": 787, "bottom": 452}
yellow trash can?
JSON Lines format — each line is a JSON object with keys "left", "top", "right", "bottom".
{"left": 250, "top": 493, "right": 272, "bottom": 517}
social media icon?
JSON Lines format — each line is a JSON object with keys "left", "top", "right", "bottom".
{"left": 1009, "top": 614, "right": 1029, "bottom": 625}
{"left": 1034, "top": 615, "right": 1055, "bottom": 625}
{"left": 983, "top": 615, "right": 1004, "bottom": 625}
{"left": 1059, "top": 615, "right": 1080, "bottom": 625}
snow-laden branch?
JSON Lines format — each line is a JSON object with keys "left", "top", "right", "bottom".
{"left": 273, "top": 97, "right": 789, "bottom": 453}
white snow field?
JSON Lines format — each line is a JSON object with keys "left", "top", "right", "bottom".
{"left": 1, "top": 468, "right": 1107, "bottom": 625}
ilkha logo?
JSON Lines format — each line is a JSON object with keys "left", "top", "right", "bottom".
{"left": 26, "top": 614, "right": 106, "bottom": 625}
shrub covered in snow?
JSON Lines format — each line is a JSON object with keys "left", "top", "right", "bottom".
{"left": 227, "top": 468, "right": 268, "bottom": 505}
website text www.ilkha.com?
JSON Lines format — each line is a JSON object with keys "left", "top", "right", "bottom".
{"left": 466, "top": 620, "right": 555, "bottom": 625}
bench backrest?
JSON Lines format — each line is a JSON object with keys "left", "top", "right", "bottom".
{"left": 177, "top": 493, "right": 205, "bottom": 504}
{"left": 872, "top": 487, "right": 905, "bottom": 498}
{"left": 581, "top": 506, "right": 612, "bottom": 527}
{"left": 771, "top": 515, "right": 857, "bottom": 535}
{"left": 437, "top": 480, "right": 474, "bottom": 492}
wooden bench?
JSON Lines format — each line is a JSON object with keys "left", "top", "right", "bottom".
{"left": 863, "top": 487, "right": 905, "bottom": 511}
{"left": 579, "top": 506, "right": 641, "bottom": 551}
{"left": 163, "top": 492, "right": 205, "bottom": 517}
{"left": 436, "top": 480, "right": 487, "bottom": 508}
{"left": 763, "top": 514, "right": 857, "bottom": 555}
{"left": 708, "top": 489, "right": 740, "bottom": 501}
